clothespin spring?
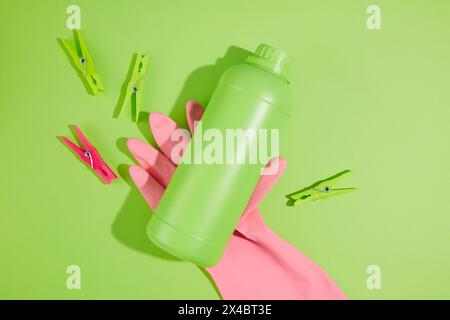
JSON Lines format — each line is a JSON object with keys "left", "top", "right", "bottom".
{"left": 313, "top": 186, "right": 331, "bottom": 193}
{"left": 84, "top": 151, "right": 94, "bottom": 168}
{"left": 80, "top": 57, "right": 87, "bottom": 76}
{"left": 132, "top": 76, "right": 144, "bottom": 93}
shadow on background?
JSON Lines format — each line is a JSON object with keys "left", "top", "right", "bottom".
{"left": 112, "top": 163, "right": 178, "bottom": 261}
{"left": 168, "top": 45, "right": 252, "bottom": 127}
{"left": 136, "top": 111, "right": 155, "bottom": 145}
{"left": 111, "top": 46, "right": 251, "bottom": 296}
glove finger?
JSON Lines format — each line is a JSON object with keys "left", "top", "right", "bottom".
{"left": 127, "top": 138, "right": 175, "bottom": 188}
{"left": 149, "top": 112, "right": 191, "bottom": 165}
{"left": 129, "top": 165, "right": 165, "bottom": 211}
{"left": 186, "top": 100, "right": 204, "bottom": 134}
{"left": 239, "top": 157, "right": 287, "bottom": 224}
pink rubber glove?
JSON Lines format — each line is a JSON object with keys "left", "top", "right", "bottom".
{"left": 127, "top": 101, "right": 347, "bottom": 300}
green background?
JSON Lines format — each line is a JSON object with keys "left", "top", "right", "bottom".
{"left": 1, "top": 0, "right": 449, "bottom": 299}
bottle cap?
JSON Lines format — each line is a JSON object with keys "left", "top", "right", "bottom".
{"left": 245, "top": 44, "right": 293, "bottom": 82}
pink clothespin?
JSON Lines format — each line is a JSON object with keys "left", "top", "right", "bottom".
{"left": 60, "top": 125, "right": 117, "bottom": 184}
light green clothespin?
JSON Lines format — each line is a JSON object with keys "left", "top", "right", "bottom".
{"left": 285, "top": 170, "right": 356, "bottom": 206}
{"left": 58, "top": 30, "right": 104, "bottom": 95}
{"left": 114, "top": 53, "right": 148, "bottom": 122}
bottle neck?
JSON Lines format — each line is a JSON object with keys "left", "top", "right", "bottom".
{"left": 244, "top": 44, "right": 293, "bottom": 84}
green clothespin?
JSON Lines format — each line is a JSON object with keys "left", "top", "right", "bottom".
{"left": 58, "top": 30, "right": 104, "bottom": 95}
{"left": 285, "top": 170, "right": 356, "bottom": 206}
{"left": 114, "top": 53, "right": 148, "bottom": 122}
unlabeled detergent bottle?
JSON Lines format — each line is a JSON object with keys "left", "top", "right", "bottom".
{"left": 147, "top": 44, "right": 294, "bottom": 267}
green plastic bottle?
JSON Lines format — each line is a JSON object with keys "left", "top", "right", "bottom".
{"left": 147, "top": 44, "right": 293, "bottom": 267}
